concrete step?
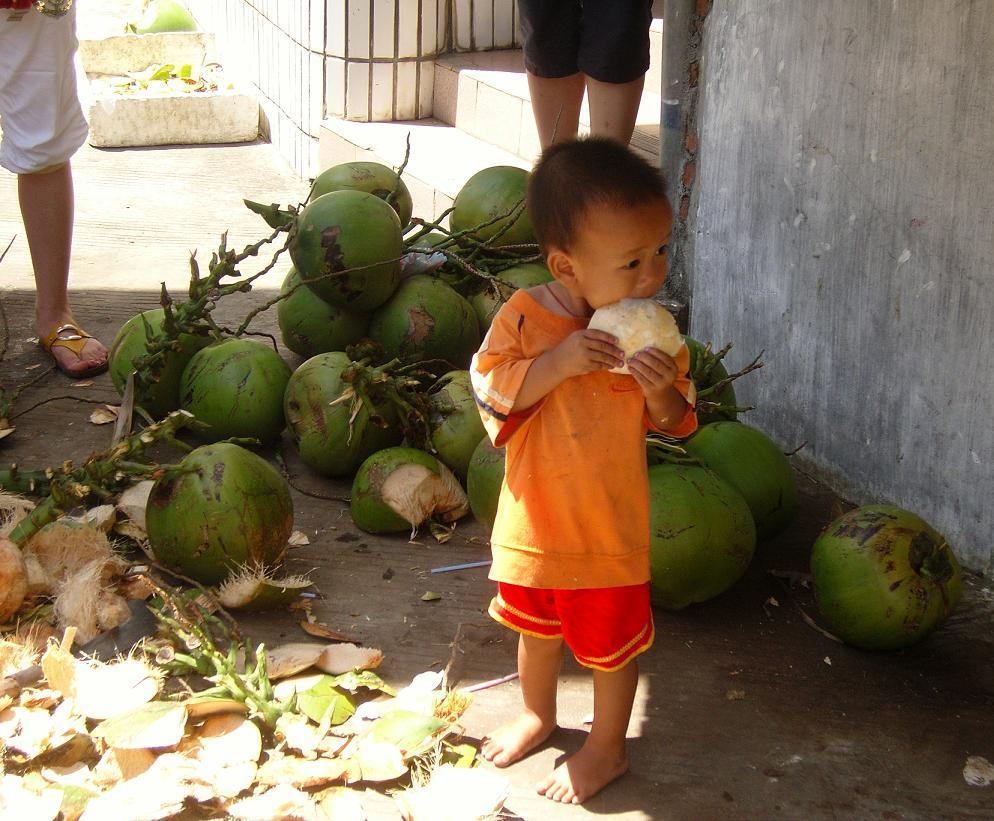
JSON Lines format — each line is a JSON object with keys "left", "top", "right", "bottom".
{"left": 318, "top": 116, "right": 530, "bottom": 223}
{"left": 432, "top": 49, "right": 661, "bottom": 165}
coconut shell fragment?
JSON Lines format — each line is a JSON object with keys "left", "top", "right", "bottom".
{"left": 315, "top": 643, "right": 384, "bottom": 675}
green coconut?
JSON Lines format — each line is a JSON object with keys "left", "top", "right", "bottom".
{"left": 310, "top": 161, "right": 413, "bottom": 229}
{"left": 465, "top": 437, "right": 504, "bottom": 531}
{"left": 684, "top": 421, "right": 798, "bottom": 541}
{"left": 283, "top": 352, "right": 401, "bottom": 478}
{"left": 350, "top": 447, "right": 468, "bottom": 535}
{"left": 427, "top": 371, "right": 486, "bottom": 479}
{"left": 277, "top": 268, "right": 370, "bottom": 359}
{"left": 289, "top": 190, "right": 403, "bottom": 312}
{"left": 686, "top": 336, "right": 738, "bottom": 425}
{"left": 648, "top": 463, "right": 756, "bottom": 609}
{"left": 145, "top": 443, "right": 293, "bottom": 585}
{"left": 180, "top": 338, "right": 291, "bottom": 444}
{"left": 127, "top": 0, "right": 198, "bottom": 33}
{"left": 450, "top": 166, "right": 534, "bottom": 247}
{"left": 108, "top": 308, "right": 213, "bottom": 419}
{"left": 368, "top": 275, "right": 480, "bottom": 370}
{"left": 469, "top": 262, "right": 553, "bottom": 332}
{"left": 811, "top": 505, "right": 962, "bottom": 651}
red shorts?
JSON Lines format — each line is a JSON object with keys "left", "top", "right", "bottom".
{"left": 489, "top": 582, "right": 654, "bottom": 672}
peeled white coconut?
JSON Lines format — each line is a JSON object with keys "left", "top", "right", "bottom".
{"left": 396, "top": 766, "right": 510, "bottom": 821}
{"left": 587, "top": 298, "right": 683, "bottom": 374}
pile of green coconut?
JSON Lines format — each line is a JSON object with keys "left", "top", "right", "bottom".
{"left": 99, "top": 157, "right": 962, "bottom": 653}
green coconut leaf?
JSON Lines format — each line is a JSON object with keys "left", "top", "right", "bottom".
{"left": 366, "top": 710, "right": 447, "bottom": 756}
{"left": 332, "top": 670, "right": 396, "bottom": 697}
{"left": 244, "top": 199, "right": 295, "bottom": 229}
{"left": 91, "top": 701, "right": 187, "bottom": 749}
{"left": 149, "top": 64, "right": 175, "bottom": 81}
{"left": 441, "top": 741, "right": 478, "bottom": 768}
{"left": 295, "top": 676, "right": 356, "bottom": 726}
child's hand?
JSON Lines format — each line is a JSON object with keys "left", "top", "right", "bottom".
{"left": 553, "top": 329, "right": 625, "bottom": 377}
{"left": 628, "top": 347, "right": 678, "bottom": 400}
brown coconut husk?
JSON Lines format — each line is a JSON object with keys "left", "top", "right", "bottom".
{"left": 0, "top": 491, "right": 34, "bottom": 538}
{"left": 24, "top": 521, "right": 117, "bottom": 581}
{"left": 52, "top": 556, "right": 131, "bottom": 644}
{"left": 0, "top": 536, "right": 28, "bottom": 622}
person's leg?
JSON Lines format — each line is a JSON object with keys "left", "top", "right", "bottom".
{"left": 517, "top": 0, "right": 584, "bottom": 148}
{"left": 19, "top": 161, "right": 107, "bottom": 373}
{"left": 526, "top": 71, "right": 586, "bottom": 148}
{"left": 537, "top": 660, "right": 638, "bottom": 803}
{"left": 585, "top": 74, "right": 646, "bottom": 145}
{"left": 578, "top": 0, "right": 652, "bottom": 145}
{"left": 481, "top": 632, "right": 563, "bottom": 766}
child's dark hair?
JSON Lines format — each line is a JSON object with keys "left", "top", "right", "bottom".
{"left": 527, "top": 137, "right": 668, "bottom": 252}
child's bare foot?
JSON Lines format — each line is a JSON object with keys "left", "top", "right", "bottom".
{"left": 481, "top": 711, "right": 556, "bottom": 767}
{"left": 537, "top": 738, "right": 629, "bottom": 804}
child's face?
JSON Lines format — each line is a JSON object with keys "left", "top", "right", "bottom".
{"left": 550, "top": 197, "right": 674, "bottom": 310}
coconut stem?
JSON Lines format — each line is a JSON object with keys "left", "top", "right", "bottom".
{"left": 6, "top": 410, "right": 202, "bottom": 545}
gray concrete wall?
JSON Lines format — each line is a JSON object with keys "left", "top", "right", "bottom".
{"left": 689, "top": 0, "right": 994, "bottom": 571}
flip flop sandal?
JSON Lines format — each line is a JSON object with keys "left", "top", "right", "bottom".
{"left": 40, "top": 322, "right": 109, "bottom": 379}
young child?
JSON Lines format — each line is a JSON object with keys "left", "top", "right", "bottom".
{"left": 470, "top": 137, "right": 698, "bottom": 804}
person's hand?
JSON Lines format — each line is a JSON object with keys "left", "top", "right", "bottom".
{"left": 628, "top": 346, "right": 679, "bottom": 401}
{"left": 552, "top": 329, "right": 624, "bottom": 377}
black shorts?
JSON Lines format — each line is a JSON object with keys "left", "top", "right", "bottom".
{"left": 518, "top": 0, "right": 652, "bottom": 84}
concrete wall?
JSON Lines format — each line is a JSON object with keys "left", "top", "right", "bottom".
{"left": 690, "top": 0, "right": 994, "bottom": 571}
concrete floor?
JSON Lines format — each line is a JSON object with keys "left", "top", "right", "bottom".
{"left": 2, "top": 141, "right": 993, "bottom": 820}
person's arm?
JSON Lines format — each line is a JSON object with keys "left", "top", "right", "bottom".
{"left": 628, "top": 347, "right": 694, "bottom": 430}
{"left": 512, "top": 329, "right": 624, "bottom": 411}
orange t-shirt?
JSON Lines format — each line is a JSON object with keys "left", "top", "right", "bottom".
{"left": 470, "top": 289, "right": 698, "bottom": 590}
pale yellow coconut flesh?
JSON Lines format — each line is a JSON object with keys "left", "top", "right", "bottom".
{"left": 395, "top": 766, "right": 510, "bottom": 821}
{"left": 72, "top": 658, "right": 162, "bottom": 721}
{"left": 588, "top": 298, "right": 683, "bottom": 374}
{"left": 0, "top": 537, "right": 28, "bottom": 622}
{"left": 381, "top": 461, "right": 469, "bottom": 531}
{"left": 0, "top": 773, "right": 64, "bottom": 821}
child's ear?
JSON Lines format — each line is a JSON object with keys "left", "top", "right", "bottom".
{"left": 546, "top": 248, "right": 577, "bottom": 286}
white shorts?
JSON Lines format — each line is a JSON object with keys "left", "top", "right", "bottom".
{"left": 0, "top": 5, "right": 88, "bottom": 174}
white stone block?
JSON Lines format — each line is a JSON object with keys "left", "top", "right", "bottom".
{"left": 473, "top": 0, "right": 494, "bottom": 50}
{"left": 87, "top": 89, "right": 259, "bottom": 147}
{"left": 326, "top": 56, "right": 346, "bottom": 117}
{"left": 346, "top": 61, "right": 370, "bottom": 119}
{"left": 326, "top": 0, "right": 346, "bottom": 57}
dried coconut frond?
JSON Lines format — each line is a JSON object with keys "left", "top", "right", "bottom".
{"left": 315, "top": 643, "right": 384, "bottom": 676}
{"left": 52, "top": 556, "right": 130, "bottom": 644}
{"left": 228, "top": 784, "right": 319, "bottom": 821}
{"left": 433, "top": 689, "right": 473, "bottom": 724}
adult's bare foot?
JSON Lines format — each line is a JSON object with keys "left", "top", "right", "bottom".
{"left": 481, "top": 711, "right": 556, "bottom": 768}
{"left": 537, "top": 737, "right": 629, "bottom": 804}
{"left": 39, "top": 321, "right": 108, "bottom": 377}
